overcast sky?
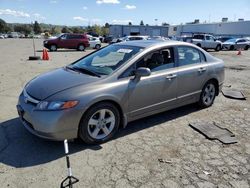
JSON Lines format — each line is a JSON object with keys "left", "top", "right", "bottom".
{"left": 0, "top": 0, "right": 250, "bottom": 26}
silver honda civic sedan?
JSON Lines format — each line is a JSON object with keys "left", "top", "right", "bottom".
{"left": 17, "top": 40, "right": 224, "bottom": 144}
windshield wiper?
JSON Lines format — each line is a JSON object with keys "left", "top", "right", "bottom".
{"left": 66, "top": 66, "right": 101, "bottom": 78}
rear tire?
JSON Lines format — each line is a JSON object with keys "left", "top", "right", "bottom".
{"left": 215, "top": 45, "right": 221, "bottom": 51}
{"left": 198, "top": 81, "right": 217, "bottom": 108}
{"left": 230, "top": 45, "right": 235, "bottom": 51}
{"left": 77, "top": 44, "right": 85, "bottom": 51}
{"left": 244, "top": 45, "right": 249, "bottom": 50}
{"left": 79, "top": 102, "right": 120, "bottom": 144}
{"left": 197, "top": 43, "right": 201, "bottom": 48}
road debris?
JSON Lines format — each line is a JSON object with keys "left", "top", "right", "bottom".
{"left": 189, "top": 122, "right": 237, "bottom": 144}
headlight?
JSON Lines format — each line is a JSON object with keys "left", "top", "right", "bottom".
{"left": 35, "top": 101, "right": 79, "bottom": 111}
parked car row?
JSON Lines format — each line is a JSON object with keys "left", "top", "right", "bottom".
{"left": 174, "top": 34, "right": 250, "bottom": 51}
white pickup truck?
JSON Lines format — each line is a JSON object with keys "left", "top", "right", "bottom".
{"left": 191, "top": 34, "right": 222, "bottom": 51}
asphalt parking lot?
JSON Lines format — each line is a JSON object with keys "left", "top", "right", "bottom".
{"left": 0, "top": 39, "right": 249, "bottom": 188}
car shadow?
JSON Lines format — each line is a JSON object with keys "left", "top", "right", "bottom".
{"left": 115, "top": 104, "right": 199, "bottom": 139}
{"left": 0, "top": 104, "right": 199, "bottom": 168}
{"left": 0, "top": 118, "right": 102, "bottom": 168}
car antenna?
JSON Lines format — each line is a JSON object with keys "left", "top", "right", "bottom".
{"left": 60, "top": 139, "right": 79, "bottom": 188}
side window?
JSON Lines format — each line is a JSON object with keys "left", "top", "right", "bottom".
{"left": 67, "top": 35, "right": 75, "bottom": 39}
{"left": 206, "top": 36, "right": 214, "bottom": 41}
{"left": 60, "top": 34, "right": 67, "bottom": 40}
{"left": 193, "top": 35, "right": 204, "bottom": 40}
{"left": 237, "top": 39, "right": 245, "bottom": 43}
{"left": 119, "top": 47, "right": 175, "bottom": 78}
{"left": 177, "top": 46, "right": 202, "bottom": 66}
{"left": 135, "top": 37, "right": 143, "bottom": 40}
{"left": 143, "top": 48, "right": 175, "bottom": 72}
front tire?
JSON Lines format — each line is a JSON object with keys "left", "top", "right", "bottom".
{"left": 95, "top": 44, "right": 101, "bottom": 49}
{"left": 49, "top": 44, "right": 57, "bottom": 51}
{"left": 199, "top": 81, "right": 217, "bottom": 108}
{"left": 79, "top": 102, "right": 120, "bottom": 144}
{"left": 230, "top": 45, "right": 235, "bottom": 51}
{"left": 244, "top": 45, "right": 249, "bottom": 50}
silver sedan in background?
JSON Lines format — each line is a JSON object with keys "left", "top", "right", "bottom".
{"left": 222, "top": 38, "right": 250, "bottom": 50}
{"left": 17, "top": 40, "right": 224, "bottom": 144}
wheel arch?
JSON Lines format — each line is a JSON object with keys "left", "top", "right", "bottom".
{"left": 78, "top": 98, "right": 126, "bottom": 132}
{"left": 50, "top": 43, "right": 57, "bottom": 48}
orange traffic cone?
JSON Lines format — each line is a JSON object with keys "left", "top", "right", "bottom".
{"left": 237, "top": 48, "right": 242, "bottom": 55}
{"left": 42, "top": 49, "right": 49, "bottom": 60}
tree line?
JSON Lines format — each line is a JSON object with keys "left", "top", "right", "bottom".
{"left": 0, "top": 19, "right": 110, "bottom": 36}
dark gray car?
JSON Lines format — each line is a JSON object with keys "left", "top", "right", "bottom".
{"left": 17, "top": 40, "right": 224, "bottom": 144}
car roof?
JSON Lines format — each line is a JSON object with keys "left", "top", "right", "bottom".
{"left": 114, "top": 40, "right": 187, "bottom": 48}
{"left": 64, "top": 33, "right": 86, "bottom": 35}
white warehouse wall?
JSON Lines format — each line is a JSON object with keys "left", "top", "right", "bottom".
{"left": 169, "top": 21, "right": 250, "bottom": 37}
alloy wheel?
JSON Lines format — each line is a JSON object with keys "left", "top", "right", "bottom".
{"left": 87, "top": 109, "right": 116, "bottom": 140}
{"left": 202, "top": 83, "right": 216, "bottom": 106}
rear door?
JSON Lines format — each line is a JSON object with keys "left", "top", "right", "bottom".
{"left": 176, "top": 45, "right": 209, "bottom": 103}
{"left": 68, "top": 35, "right": 79, "bottom": 48}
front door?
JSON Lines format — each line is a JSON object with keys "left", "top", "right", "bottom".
{"left": 126, "top": 48, "right": 178, "bottom": 118}
{"left": 58, "top": 34, "right": 71, "bottom": 48}
{"left": 205, "top": 35, "right": 216, "bottom": 49}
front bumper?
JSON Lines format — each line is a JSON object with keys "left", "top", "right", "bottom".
{"left": 43, "top": 43, "right": 50, "bottom": 49}
{"left": 17, "top": 92, "right": 82, "bottom": 141}
{"left": 222, "top": 44, "right": 231, "bottom": 50}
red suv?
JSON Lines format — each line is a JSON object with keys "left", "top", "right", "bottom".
{"left": 43, "top": 33, "right": 90, "bottom": 51}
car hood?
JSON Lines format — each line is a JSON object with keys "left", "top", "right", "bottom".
{"left": 25, "top": 68, "right": 101, "bottom": 100}
{"left": 44, "top": 38, "right": 58, "bottom": 42}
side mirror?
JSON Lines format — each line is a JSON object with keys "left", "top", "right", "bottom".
{"left": 135, "top": 67, "right": 151, "bottom": 78}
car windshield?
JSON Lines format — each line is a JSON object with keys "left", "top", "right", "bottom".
{"left": 225, "top": 39, "right": 237, "bottom": 43}
{"left": 70, "top": 44, "right": 143, "bottom": 75}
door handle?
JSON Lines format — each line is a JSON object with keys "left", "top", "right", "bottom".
{"left": 166, "top": 74, "right": 177, "bottom": 80}
{"left": 198, "top": 67, "right": 206, "bottom": 73}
